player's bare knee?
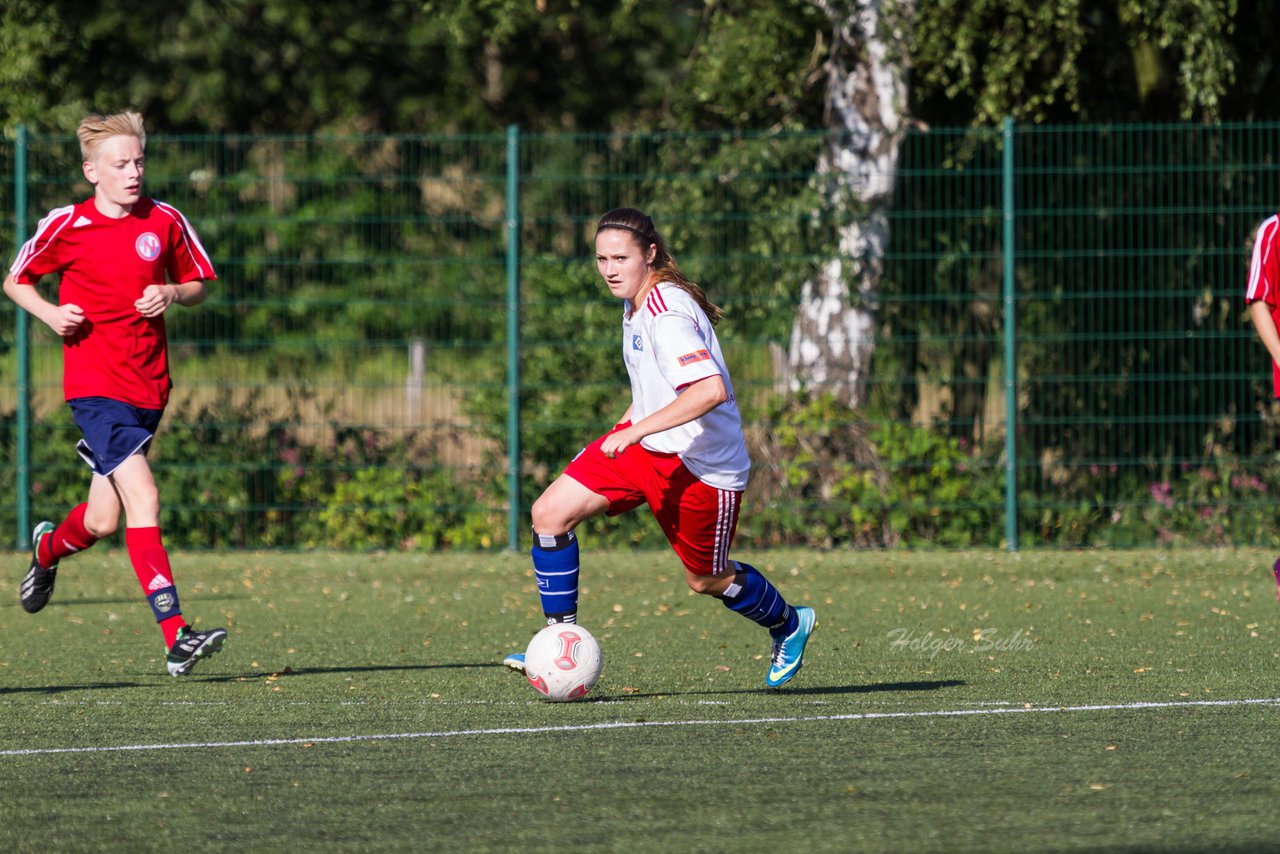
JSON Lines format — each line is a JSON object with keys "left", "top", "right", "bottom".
{"left": 84, "top": 510, "right": 118, "bottom": 538}
{"left": 685, "top": 572, "right": 732, "bottom": 596}
{"left": 530, "top": 496, "right": 569, "bottom": 537}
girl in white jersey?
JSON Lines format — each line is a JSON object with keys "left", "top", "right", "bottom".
{"left": 505, "top": 207, "right": 816, "bottom": 688}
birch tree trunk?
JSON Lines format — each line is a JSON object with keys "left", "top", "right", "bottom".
{"left": 788, "top": 0, "right": 911, "bottom": 408}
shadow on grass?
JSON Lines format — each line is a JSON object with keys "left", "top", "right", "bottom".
{"left": 1, "top": 663, "right": 503, "bottom": 693}
{"left": 0, "top": 593, "right": 248, "bottom": 608}
{"left": 596, "top": 679, "right": 967, "bottom": 701}
{"left": 190, "top": 662, "right": 504, "bottom": 683}
{"left": 188, "top": 671, "right": 967, "bottom": 696}
{"left": 0, "top": 682, "right": 144, "bottom": 695}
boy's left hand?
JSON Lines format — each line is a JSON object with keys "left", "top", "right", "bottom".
{"left": 135, "top": 284, "right": 175, "bottom": 317}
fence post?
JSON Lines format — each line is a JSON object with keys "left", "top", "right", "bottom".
{"left": 1001, "top": 117, "right": 1018, "bottom": 552}
{"left": 14, "top": 126, "right": 30, "bottom": 549}
{"left": 505, "top": 124, "right": 522, "bottom": 552}
{"left": 406, "top": 338, "right": 426, "bottom": 420}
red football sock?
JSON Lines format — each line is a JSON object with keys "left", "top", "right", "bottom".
{"left": 40, "top": 503, "right": 99, "bottom": 568}
{"left": 125, "top": 527, "right": 187, "bottom": 647}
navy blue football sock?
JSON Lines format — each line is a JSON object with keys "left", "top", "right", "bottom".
{"left": 720, "top": 561, "right": 796, "bottom": 638}
{"left": 532, "top": 529, "right": 579, "bottom": 624}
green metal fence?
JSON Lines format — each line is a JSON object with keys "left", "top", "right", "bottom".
{"left": 2, "top": 123, "right": 1276, "bottom": 551}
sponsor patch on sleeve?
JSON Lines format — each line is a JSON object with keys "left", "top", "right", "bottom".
{"left": 677, "top": 349, "right": 712, "bottom": 367}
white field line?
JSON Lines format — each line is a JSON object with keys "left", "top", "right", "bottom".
{"left": 3, "top": 696, "right": 1279, "bottom": 758}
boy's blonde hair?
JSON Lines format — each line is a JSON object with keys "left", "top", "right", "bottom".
{"left": 76, "top": 112, "right": 147, "bottom": 162}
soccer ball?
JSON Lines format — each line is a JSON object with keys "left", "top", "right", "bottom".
{"left": 524, "top": 623, "right": 603, "bottom": 702}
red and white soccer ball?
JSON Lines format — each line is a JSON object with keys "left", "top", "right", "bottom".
{"left": 524, "top": 623, "right": 603, "bottom": 702}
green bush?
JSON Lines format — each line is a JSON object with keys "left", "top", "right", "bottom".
{"left": 5, "top": 387, "right": 1277, "bottom": 552}
{"left": 0, "top": 391, "right": 511, "bottom": 551}
{"left": 746, "top": 394, "right": 1004, "bottom": 548}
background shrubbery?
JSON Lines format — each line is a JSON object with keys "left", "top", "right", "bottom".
{"left": 0, "top": 394, "right": 507, "bottom": 551}
{"left": 4, "top": 389, "right": 1268, "bottom": 552}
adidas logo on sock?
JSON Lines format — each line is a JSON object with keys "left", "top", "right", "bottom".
{"left": 148, "top": 573, "right": 172, "bottom": 591}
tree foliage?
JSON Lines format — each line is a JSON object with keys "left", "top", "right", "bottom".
{"left": 4, "top": 1, "right": 1275, "bottom": 135}
{"left": 910, "top": 0, "right": 1244, "bottom": 124}
{"left": 1, "top": 0, "right": 702, "bottom": 135}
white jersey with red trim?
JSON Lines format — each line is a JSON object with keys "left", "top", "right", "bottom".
{"left": 621, "top": 282, "right": 750, "bottom": 491}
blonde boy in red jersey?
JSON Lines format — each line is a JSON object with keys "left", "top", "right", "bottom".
{"left": 3, "top": 112, "right": 227, "bottom": 676}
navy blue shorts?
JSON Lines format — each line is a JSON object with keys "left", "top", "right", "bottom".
{"left": 68, "top": 397, "right": 164, "bottom": 477}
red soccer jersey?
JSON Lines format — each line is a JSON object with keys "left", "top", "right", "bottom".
{"left": 1247, "top": 215, "right": 1280, "bottom": 397}
{"left": 9, "top": 197, "right": 215, "bottom": 409}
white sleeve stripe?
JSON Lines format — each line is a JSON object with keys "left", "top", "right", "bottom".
{"left": 152, "top": 200, "right": 216, "bottom": 280}
{"left": 9, "top": 205, "right": 76, "bottom": 277}
{"left": 1247, "top": 216, "right": 1279, "bottom": 302}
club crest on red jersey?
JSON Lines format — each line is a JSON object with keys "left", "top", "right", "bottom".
{"left": 135, "top": 232, "right": 161, "bottom": 261}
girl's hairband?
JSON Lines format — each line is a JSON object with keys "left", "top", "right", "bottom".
{"left": 597, "top": 223, "right": 654, "bottom": 243}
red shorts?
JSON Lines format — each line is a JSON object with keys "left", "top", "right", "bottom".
{"left": 564, "top": 423, "right": 742, "bottom": 576}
